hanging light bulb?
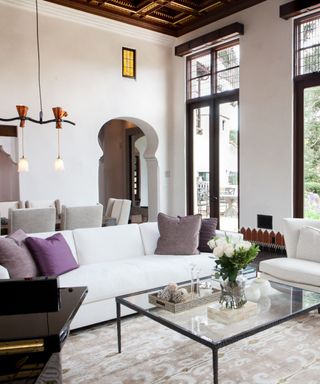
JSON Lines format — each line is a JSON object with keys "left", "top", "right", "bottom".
{"left": 17, "top": 105, "right": 29, "bottom": 173}
{"left": 53, "top": 107, "right": 66, "bottom": 171}
{"left": 18, "top": 156, "right": 29, "bottom": 172}
{"left": 54, "top": 156, "right": 64, "bottom": 171}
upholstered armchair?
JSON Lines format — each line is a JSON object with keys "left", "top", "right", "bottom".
{"left": 260, "top": 218, "right": 320, "bottom": 292}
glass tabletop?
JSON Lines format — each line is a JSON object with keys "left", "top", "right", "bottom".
{"left": 118, "top": 279, "right": 320, "bottom": 348}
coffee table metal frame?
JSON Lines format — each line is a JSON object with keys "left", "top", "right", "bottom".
{"left": 116, "top": 279, "right": 320, "bottom": 384}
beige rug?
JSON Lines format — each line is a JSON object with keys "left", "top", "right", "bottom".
{"left": 62, "top": 312, "right": 320, "bottom": 384}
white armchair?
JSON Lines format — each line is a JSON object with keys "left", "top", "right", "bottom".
{"left": 260, "top": 218, "right": 320, "bottom": 292}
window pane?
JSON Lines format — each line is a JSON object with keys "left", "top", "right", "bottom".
{"left": 297, "top": 16, "right": 320, "bottom": 75}
{"left": 217, "top": 45, "right": 240, "bottom": 71}
{"left": 193, "top": 106, "right": 210, "bottom": 217}
{"left": 190, "top": 76, "right": 211, "bottom": 98}
{"left": 217, "top": 67, "right": 239, "bottom": 93}
{"left": 299, "top": 46, "right": 320, "bottom": 75}
{"left": 304, "top": 86, "right": 320, "bottom": 219}
{"left": 219, "top": 101, "right": 238, "bottom": 232}
{"left": 190, "top": 54, "right": 211, "bottom": 78}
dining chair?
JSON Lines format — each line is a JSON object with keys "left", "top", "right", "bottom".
{"left": 105, "top": 198, "right": 131, "bottom": 225}
{"left": 8, "top": 207, "right": 56, "bottom": 234}
{"left": 60, "top": 204, "right": 104, "bottom": 230}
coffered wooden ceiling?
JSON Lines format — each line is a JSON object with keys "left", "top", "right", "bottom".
{"left": 44, "top": 0, "right": 267, "bottom": 36}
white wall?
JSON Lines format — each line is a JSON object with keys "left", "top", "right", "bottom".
{"left": 171, "top": 0, "right": 293, "bottom": 231}
{"left": 0, "top": 0, "right": 296, "bottom": 230}
{"left": 0, "top": 0, "right": 173, "bottom": 211}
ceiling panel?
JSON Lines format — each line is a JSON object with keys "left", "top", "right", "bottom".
{"left": 44, "top": 0, "right": 267, "bottom": 36}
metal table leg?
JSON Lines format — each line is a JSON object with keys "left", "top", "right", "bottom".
{"left": 212, "top": 348, "right": 218, "bottom": 384}
{"left": 116, "top": 301, "right": 121, "bottom": 353}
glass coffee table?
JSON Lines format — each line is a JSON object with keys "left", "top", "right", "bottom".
{"left": 116, "top": 278, "right": 320, "bottom": 383}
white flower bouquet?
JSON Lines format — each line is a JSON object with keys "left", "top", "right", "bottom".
{"left": 208, "top": 236, "right": 260, "bottom": 283}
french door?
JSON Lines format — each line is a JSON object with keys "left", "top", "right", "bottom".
{"left": 187, "top": 93, "right": 239, "bottom": 231}
{"left": 294, "top": 75, "right": 320, "bottom": 218}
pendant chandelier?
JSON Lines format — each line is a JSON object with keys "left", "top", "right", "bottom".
{"left": 0, "top": 0, "right": 75, "bottom": 172}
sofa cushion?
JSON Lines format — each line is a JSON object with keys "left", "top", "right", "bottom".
{"left": 25, "top": 233, "right": 79, "bottom": 276}
{"left": 198, "top": 218, "right": 218, "bottom": 253}
{"left": 59, "top": 254, "right": 215, "bottom": 303}
{"left": 0, "top": 229, "right": 39, "bottom": 278}
{"left": 73, "top": 224, "right": 145, "bottom": 265}
{"left": 283, "top": 218, "right": 320, "bottom": 258}
{"left": 27, "top": 230, "right": 78, "bottom": 262}
{"left": 296, "top": 226, "right": 320, "bottom": 262}
{"left": 155, "top": 213, "right": 202, "bottom": 255}
{"left": 259, "top": 257, "right": 320, "bottom": 287}
{"left": 139, "top": 222, "right": 159, "bottom": 255}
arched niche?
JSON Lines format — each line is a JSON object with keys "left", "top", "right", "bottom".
{"left": 98, "top": 117, "right": 159, "bottom": 221}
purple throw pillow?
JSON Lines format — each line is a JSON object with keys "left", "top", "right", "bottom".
{"left": 155, "top": 213, "right": 202, "bottom": 255}
{"left": 25, "top": 233, "right": 79, "bottom": 276}
{"left": 0, "top": 229, "right": 39, "bottom": 278}
{"left": 198, "top": 218, "right": 218, "bottom": 253}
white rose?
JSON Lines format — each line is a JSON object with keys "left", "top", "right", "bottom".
{"left": 207, "top": 239, "right": 216, "bottom": 249}
{"left": 242, "top": 241, "right": 252, "bottom": 251}
{"left": 235, "top": 241, "right": 252, "bottom": 252}
{"left": 215, "top": 238, "right": 227, "bottom": 247}
{"left": 213, "top": 246, "right": 224, "bottom": 258}
{"left": 224, "top": 244, "right": 234, "bottom": 258}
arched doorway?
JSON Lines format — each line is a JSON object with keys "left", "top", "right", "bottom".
{"left": 98, "top": 118, "right": 159, "bottom": 221}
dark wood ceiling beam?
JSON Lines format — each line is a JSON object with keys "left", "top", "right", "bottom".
{"left": 44, "top": 0, "right": 178, "bottom": 35}
{"left": 175, "top": 22, "right": 244, "bottom": 56}
{"left": 280, "top": 0, "right": 320, "bottom": 20}
{"left": 177, "top": 0, "right": 266, "bottom": 36}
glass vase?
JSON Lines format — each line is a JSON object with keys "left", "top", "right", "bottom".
{"left": 219, "top": 271, "right": 247, "bottom": 309}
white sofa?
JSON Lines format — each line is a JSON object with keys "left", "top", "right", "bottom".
{"left": 260, "top": 218, "right": 320, "bottom": 293}
{"left": 0, "top": 222, "right": 242, "bottom": 329}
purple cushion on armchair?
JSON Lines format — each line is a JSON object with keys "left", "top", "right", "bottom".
{"left": 25, "top": 233, "right": 79, "bottom": 276}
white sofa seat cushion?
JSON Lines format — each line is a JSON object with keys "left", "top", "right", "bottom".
{"left": 259, "top": 258, "right": 320, "bottom": 287}
{"left": 59, "top": 254, "right": 215, "bottom": 304}
{"left": 73, "top": 224, "right": 145, "bottom": 264}
{"left": 296, "top": 226, "right": 320, "bottom": 262}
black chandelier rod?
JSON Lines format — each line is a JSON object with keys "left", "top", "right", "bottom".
{"left": 0, "top": 116, "right": 75, "bottom": 126}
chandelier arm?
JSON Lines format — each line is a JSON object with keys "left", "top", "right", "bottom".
{"left": 0, "top": 116, "right": 75, "bottom": 126}
{"left": 0, "top": 117, "right": 21, "bottom": 123}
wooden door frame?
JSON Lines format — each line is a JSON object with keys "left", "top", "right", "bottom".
{"left": 186, "top": 90, "right": 239, "bottom": 228}
{"left": 294, "top": 73, "right": 320, "bottom": 217}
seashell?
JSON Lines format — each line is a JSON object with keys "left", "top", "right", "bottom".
{"left": 157, "top": 288, "right": 172, "bottom": 301}
{"left": 171, "top": 288, "right": 189, "bottom": 303}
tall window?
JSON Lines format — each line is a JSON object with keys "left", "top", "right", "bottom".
{"left": 186, "top": 41, "right": 240, "bottom": 231}
{"left": 294, "top": 13, "right": 320, "bottom": 219}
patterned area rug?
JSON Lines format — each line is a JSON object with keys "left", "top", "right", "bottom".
{"left": 62, "top": 312, "right": 320, "bottom": 384}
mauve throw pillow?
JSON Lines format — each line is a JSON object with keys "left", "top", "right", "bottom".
{"left": 198, "top": 218, "right": 218, "bottom": 253}
{"left": 0, "top": 229, "right": 39, "bottom": 278}
{"left": 155, "top": 213, "right": 202, "bottom": 255}
{"left": 25, "top": 233, "right": 79, "bottom": 276}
